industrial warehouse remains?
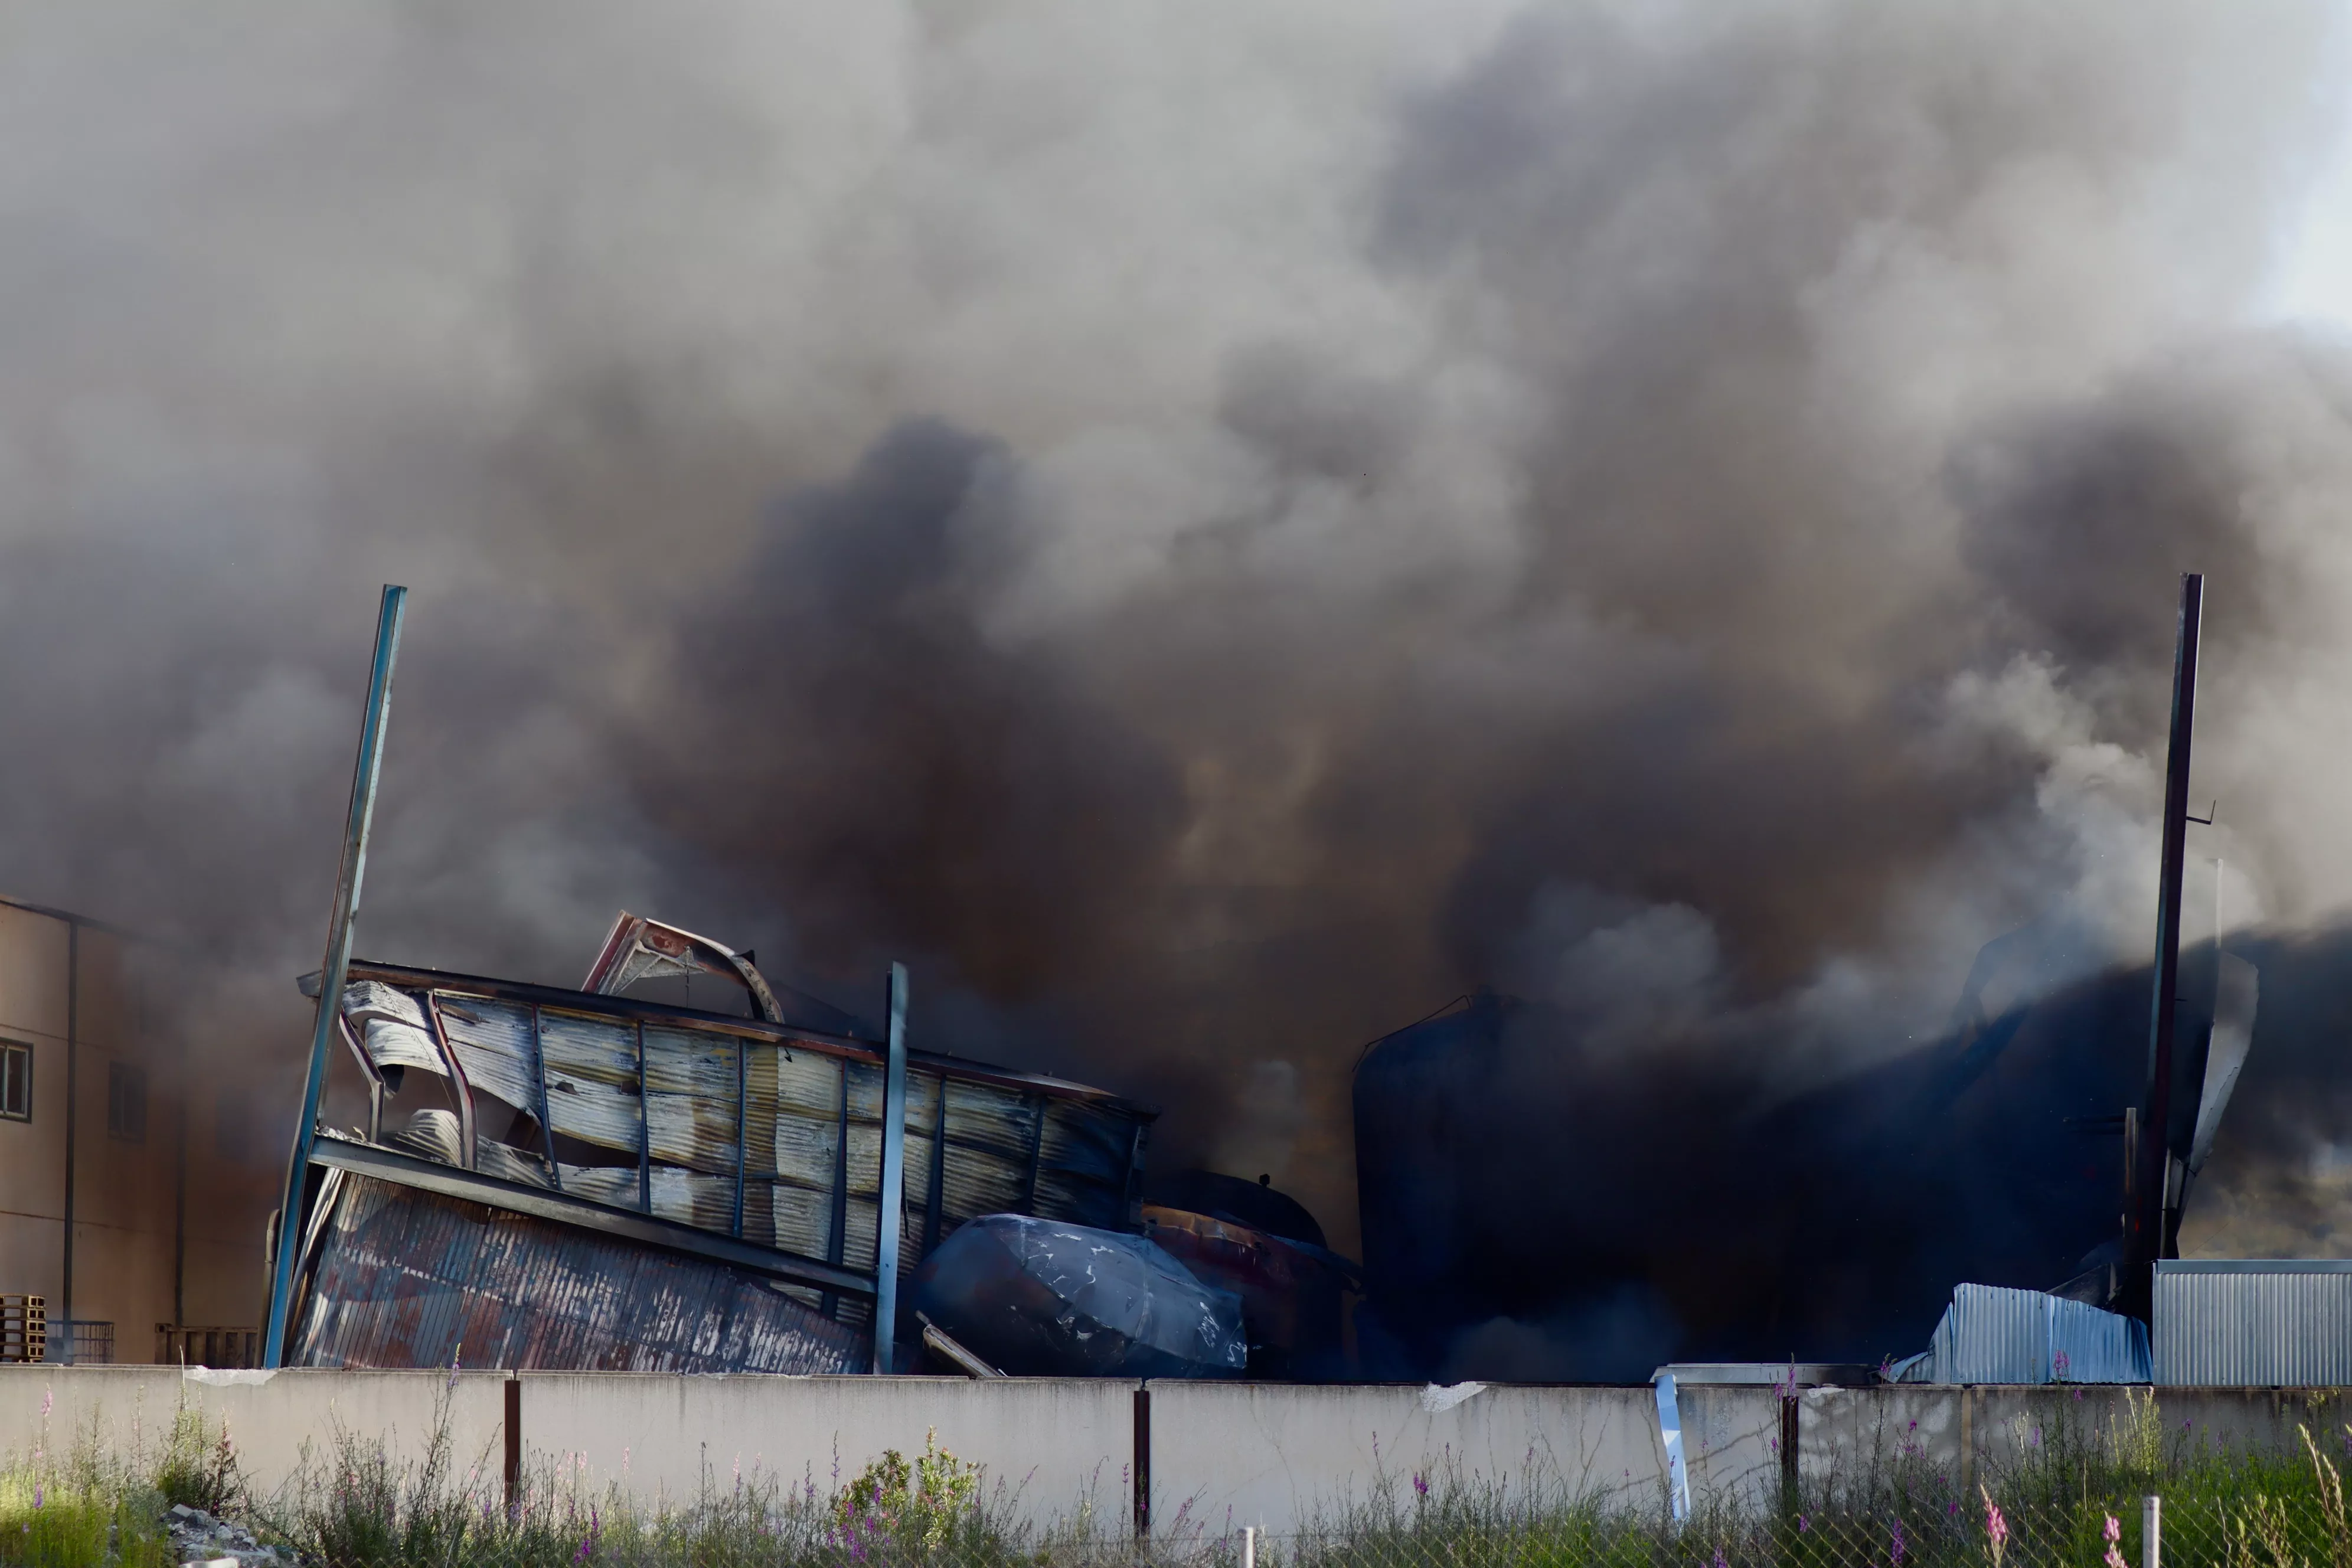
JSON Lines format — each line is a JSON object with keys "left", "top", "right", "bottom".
{"left": 32, "top": 17, "right": 2352, "bottom": 1568}
{"left": 253, "top": 587, "right": 1360, "bottom": 1381}
{"left": 280, "top": 917, "right": 1166, "bottom": 1374}
{"left": 234, "top": 571, "right": 2346, "bottom": 1394}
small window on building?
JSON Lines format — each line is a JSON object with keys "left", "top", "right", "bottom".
{"left": 107, "top": 1061, "right": 146, "bottom": 1143}
{"left": 0, "top": 1041, "right": 28, "bottom": 1121}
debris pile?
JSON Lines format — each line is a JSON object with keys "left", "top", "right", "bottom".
{"left": 164, "top": 1504, "right": 286, "bottom": 1568}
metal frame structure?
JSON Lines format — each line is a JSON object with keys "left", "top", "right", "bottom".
{"left": 2128, "top": 572, "right": 2203, "bottom": 1310}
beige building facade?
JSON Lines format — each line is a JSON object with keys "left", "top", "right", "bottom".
{"left": 0, "top": 897, "right": 267, "bottom": 1362}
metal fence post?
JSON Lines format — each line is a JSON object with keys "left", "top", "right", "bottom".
{"left": 1243, "top": 1526, "right": 1256, "bottom": 1568}
{"left": 2144, "top": 1494, "right": 2161, "bottom": 1568}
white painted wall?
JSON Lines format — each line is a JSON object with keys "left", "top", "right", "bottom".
{"left": 1144, "top": 1381, "right": 1674, "bottom": 1538}
{"left": 0, "top": 1366, "right": 510, "bottom": 1508}
{"left": 1677, "top": 1383, "right": 1786, "bottom": 1513}
{"left": 2, "top": 1368, "right": 2343, "bottom": 1543}
{"left": 517, "top": 1373, "right": 1137, "bottom": 1533}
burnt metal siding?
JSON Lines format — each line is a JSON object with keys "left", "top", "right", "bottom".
{"left": 1900, "top": 1283, "right": 2150, "bottom": 1383}
{"left": 329, "top": 961, "right": 1152, "bottom": 1349}
{"left": 292, "top": 1174, "right": 865, "bottom": 1373}
{"left": 2155, "top": 1260, "right": 2352, "bottom": 1386}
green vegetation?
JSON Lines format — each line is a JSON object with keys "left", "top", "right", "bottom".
{"left": 1278, "top": 1389, "right": 2352, "bottom": 1568}
{"left": 0, "top": 1390, "right": 174, "bottom": 1568}
{"left": 8, "top": 1385, "right": 2352, "bottom": 1568}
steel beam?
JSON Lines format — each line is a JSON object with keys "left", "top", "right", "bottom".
{"left": 265, "top": 584, "right": 406, "bottom": 1368}
{"left": 2135, "top": 573, "right": 2203, "bottom": 1287}
{"left": 873, "top": 962, "right": 909, "bottom": 1374}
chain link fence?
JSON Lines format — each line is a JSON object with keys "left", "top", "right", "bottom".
{"left": 11, "top": 1390, "right": 2352, "bottom": 1568}
{"left": 97, "top": 1474, "right": 2352, "bottom": 1568}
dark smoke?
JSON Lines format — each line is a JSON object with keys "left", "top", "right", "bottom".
{"left": 2, "top": 1, "right": 2351, "bottom": 1344}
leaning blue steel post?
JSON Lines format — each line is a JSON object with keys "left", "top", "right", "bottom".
{"left": 872, "top": 961, "right": 910, "bottom": 1374}
{"left": 263, "top": 584, "right": 409, "bottom": 1368}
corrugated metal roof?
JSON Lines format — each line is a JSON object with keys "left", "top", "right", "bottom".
{"left": 1892, "top": 1282, "right": 2150, "bottom": 1384}
{"left": 2154, "top": 1260, "right": 2352, "bottom": 1386}
{"left": 2160, "top": 1259, "right": 2352, "bottom": 1272}
{"left": 293, "top": 1174, "right": 867, "bottom": 1373}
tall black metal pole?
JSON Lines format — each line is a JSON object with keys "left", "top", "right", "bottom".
{"left": 2134, "top": 573, "right": 2202, "bottom": 1298}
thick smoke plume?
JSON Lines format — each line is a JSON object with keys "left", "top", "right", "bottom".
{"left": 7, "top": 0, "right": 2352, "bottom": 1347}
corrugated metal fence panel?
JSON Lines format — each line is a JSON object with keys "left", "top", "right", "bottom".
{"left": 1938, "top": 1284, "right": 2049, "bottom": 1383}
{"left": 2047, "top": 1293, "right": 2151, "bottom": 1383}
{"left": 293, "top": 1174, "right": 866, "bottom": 1374}
{"left": 2155, "top": 1260, "right": 2352, "bottom": 1386}
{"left": 1909, "top": 1284, "right": 2150, "bottom": 1383}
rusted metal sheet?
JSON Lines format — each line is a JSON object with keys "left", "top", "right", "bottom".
{"left": 293, "top": 1173, "right": 865, "bottom": 1374}
{"left": 306, "top": 1136, "right": 874, "bottom": 1297}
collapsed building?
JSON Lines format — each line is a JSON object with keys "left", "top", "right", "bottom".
{"left": 270, "top": 571, "right": 2305, "bottom": 1387}
{"left": 260, "top": 586, "right": 1356, "bottom": 1379}
{"left": 273, "top": 915, "right": 1353, "bottom": 1377}
{"left": 276, "top": 912, "right": 1155, "bottom": 1373}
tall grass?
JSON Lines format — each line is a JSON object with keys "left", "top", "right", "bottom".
{"left": 9, "top": 1385, "right": 2352, "bottom": 1568}
{"left": 243, "top": 1380, "right": 1111, "bottom": 1568}
{"left": 0, "top": 1387, "right": 173, "bottom": 1568}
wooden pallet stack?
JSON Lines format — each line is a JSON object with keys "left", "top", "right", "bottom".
{"left": 156, "top": 1324, "right": 260, "bottom": 1370}
{"left": 0, "top": 1295, "right": 45, "bottom": 1364}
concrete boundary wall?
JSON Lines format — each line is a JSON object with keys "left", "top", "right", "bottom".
{"left": 1797, "top": 1385, "right": 2352, "bottom": 1499}
{"left": 0, "top": 1367, "right": 511, "bottom": 1506}
{"left": 518, "top": 1373, "right": 1138, "bottom": 1531}
{"left": 1145, "top": 1382, "right": 1672, "bottom": 1536}
{"left": 4, "top": 1371, "right": 2348, "bottom": 1536}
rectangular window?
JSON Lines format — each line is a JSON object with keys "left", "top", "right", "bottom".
{"left": 0, "top": 1041, "right": 28, "bottom": 1121}
{"left": 107, "top": 1061, "right": 146, "bottom": 1143}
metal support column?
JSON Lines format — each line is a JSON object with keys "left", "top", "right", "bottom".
{"left": 873, "top": 962, "right": 909, "bottom": 1374}
{"left": 264, "top": 583, "right": 407, "bottom": 1368}
{"left": 2134, "top": 572, "right": 2202, "bottom": 1299}
{"left": 60, "top": 920, "right": 77, "bottom": 1362}
{"left": 635, "top": 1021, "right": 651, "bottom": 1214}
